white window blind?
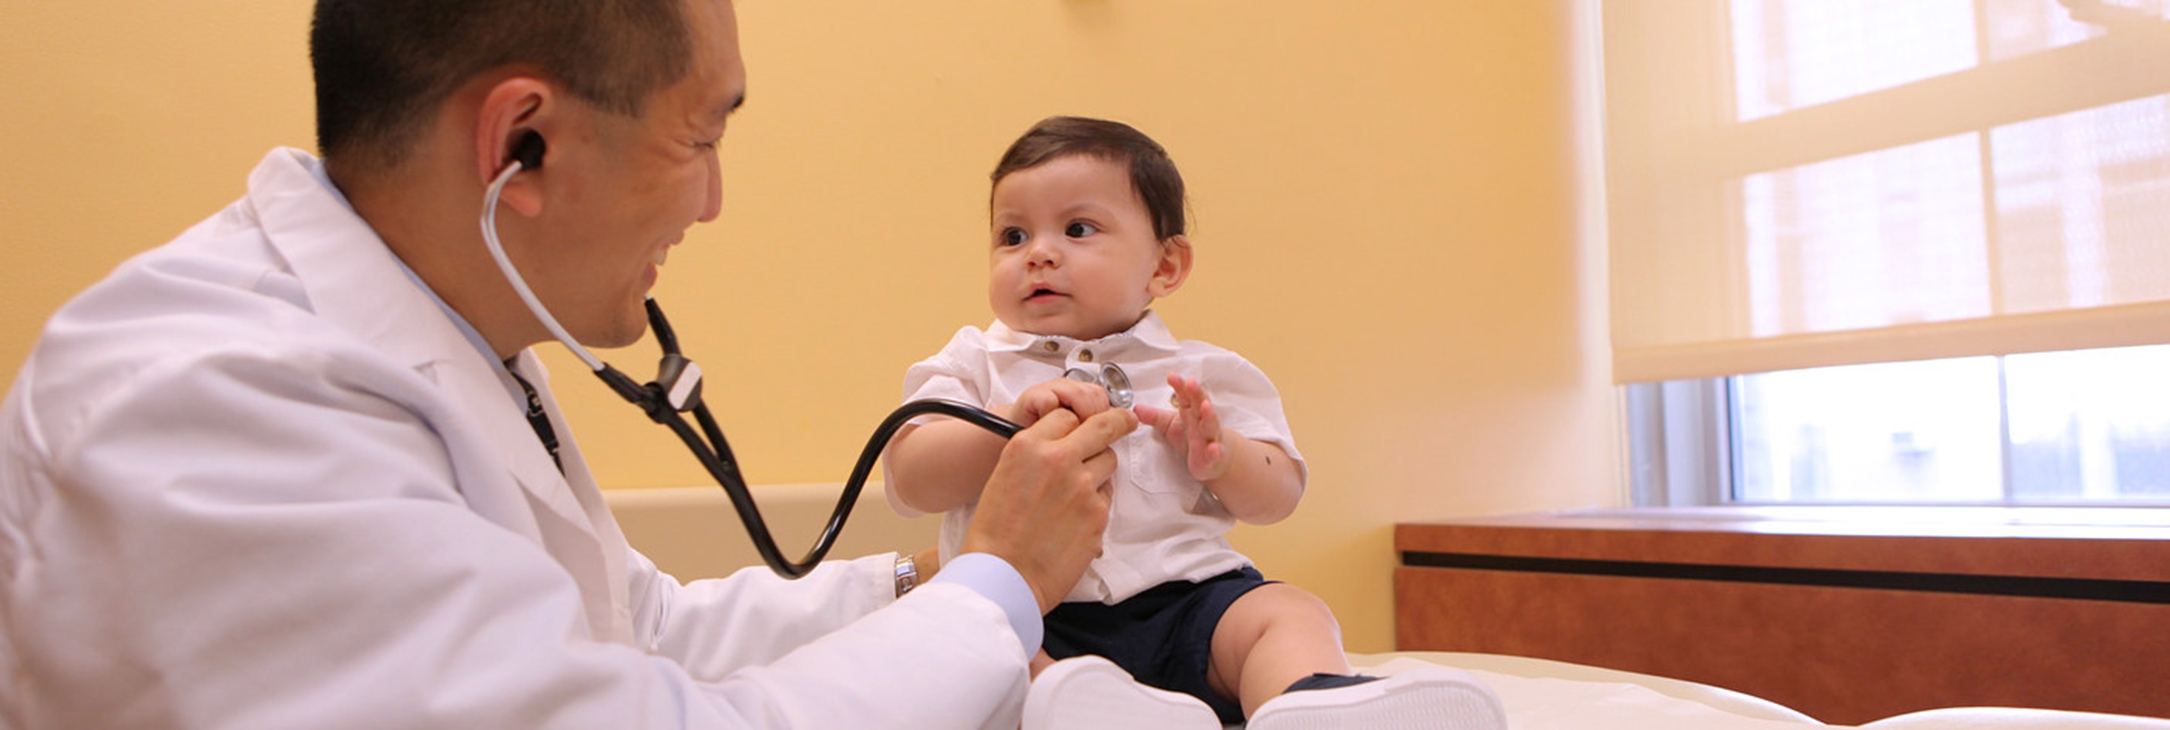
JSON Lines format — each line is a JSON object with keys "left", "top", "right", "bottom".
{"left": 1606, "top": 0, "right": 2170, "bottom": 383}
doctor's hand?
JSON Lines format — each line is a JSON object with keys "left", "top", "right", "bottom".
{"left": 961, "top": 404, "right": 1135, "bottom": 614}
{"left": 1001, "top": 377, "right": 1114, "bottom": 428}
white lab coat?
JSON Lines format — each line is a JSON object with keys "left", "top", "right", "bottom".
{"left": 0, "top": 148, "right": 1027, "bottom": 729}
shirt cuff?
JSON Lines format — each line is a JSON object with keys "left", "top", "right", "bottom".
{"left": 927, "top": 552, "right": 1042, "bottom": 657}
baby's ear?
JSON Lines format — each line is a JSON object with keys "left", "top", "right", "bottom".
{"left": 1148, "top": 235, "right": 1194, "bottom": 297}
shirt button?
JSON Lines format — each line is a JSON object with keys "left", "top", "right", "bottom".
{"left": 1041, "top": 341, "right": 1059, "bottom": 353}
{"left": 1078, "top": 349, "right": 1095, "bottom": 363}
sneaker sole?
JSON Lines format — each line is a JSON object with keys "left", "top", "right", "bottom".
{"left": 1246, "top": 668, "right": 1508, "bottom": 730}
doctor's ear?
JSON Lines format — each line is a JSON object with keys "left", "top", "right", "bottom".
{"left": 487, "top": 129, "right": 549, "bottom": 218}
{"left": 474, "top": 77, "right": 556, "bottom": 217}
{"left": 1147, "top": 234, "right": 1193, "bottom": 297}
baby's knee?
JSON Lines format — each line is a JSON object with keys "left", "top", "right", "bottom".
{"left": 1228, "top": 584, "right": 1340, "bottom": 633}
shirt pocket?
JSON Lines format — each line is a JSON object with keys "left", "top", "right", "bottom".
{"left": 1121, "top": 434, "right": 1197, "bottom": 497}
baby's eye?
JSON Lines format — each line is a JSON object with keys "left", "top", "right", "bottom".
{"left": 999, "top": 227, "right": 1028, "bottom": 246}
{"left": 1065, "top": 221, "right": 1098, "bottom": 238}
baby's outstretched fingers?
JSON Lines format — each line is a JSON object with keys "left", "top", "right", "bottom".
{"left": 1166, "top": 372, "right": 1214, "bottom": 413}
{"left": 1132, "top": 405, "right": 1178, "bottom": 433}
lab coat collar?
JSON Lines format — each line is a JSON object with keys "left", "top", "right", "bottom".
{"left": 983, "top": 310, "right": 1182, "bottom": 358}
{"left": 246, "top": 148, "right": 475, "bottom": 371}
{"left": 244, "top": 148, "right": 632, "bottom": 641}
{"left": 244, "top": 146, "right": 570, "bottom": 514}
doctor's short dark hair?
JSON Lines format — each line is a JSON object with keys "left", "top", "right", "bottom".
{"left": 311, "top": 0, "right": 693, "bottom": 176}
{"left": 991, "top": 116, "right": 1190, "bottom": 241}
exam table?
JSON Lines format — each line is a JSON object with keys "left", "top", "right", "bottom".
{"left": 1347, "top": 651, "right": 2170, "bottom": 729}
{"left": 608, "top": 486, "right": 2170, "bottom": 729}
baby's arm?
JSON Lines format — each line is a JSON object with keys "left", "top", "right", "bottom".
{"left": 884, "top": 378, "right": 1118, "bottom": 514}
{"left": 1133, "top": 373, "right": 1305, "bottom": 524}
{"left": 885, "top": 419, "right": 1007, "bottom": 514}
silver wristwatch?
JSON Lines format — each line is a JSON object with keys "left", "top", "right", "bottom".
{"left": 893, "top": 553, "right": 919, "bottom": 598}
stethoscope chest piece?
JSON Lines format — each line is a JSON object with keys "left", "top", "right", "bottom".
{"left": 1064, "top": 362, "right": 1135, "bottom": 409}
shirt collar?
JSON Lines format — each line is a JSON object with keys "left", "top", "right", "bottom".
{"left": 984, "top": 310, "right": 1182, "bottom": 356}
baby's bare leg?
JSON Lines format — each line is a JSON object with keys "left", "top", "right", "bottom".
{"left": 1203, "top": 583, "right": 1353, "bottom": 718}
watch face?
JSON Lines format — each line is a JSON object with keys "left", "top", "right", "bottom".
{"left": 895, "top": 556, "right": 919, "bottom": 596}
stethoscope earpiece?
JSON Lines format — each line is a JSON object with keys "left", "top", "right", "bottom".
{"left": 510, "top": 131, "right": 546, "bottom": 172}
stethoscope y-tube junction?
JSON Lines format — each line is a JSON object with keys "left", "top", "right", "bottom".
{"left": 597, "top": 299, "right": 1023, "bottom": 578}
{"left": 484, "top": 158, "right": 1028, "bottom": 578}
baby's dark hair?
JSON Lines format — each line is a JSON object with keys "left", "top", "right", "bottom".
{"left": 990, "top": 116, "right": 1188, "bottom": 240}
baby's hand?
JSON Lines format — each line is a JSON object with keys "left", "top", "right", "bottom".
{"left": 1133, "top": 373, "right": 1230, "bottom": 482}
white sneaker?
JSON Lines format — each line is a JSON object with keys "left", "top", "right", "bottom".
{"left": 1245, "top": 666, "right": 1508, "bottom": 730}
{"left": 1021, "top": 655, "right": 1223, "bottom": 730}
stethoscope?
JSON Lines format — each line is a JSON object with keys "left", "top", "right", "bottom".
{"left": 479, "top": 134, "right": 1133, "bottom": 577}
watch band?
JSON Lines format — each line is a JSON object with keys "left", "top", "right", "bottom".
{"left": 893, "top": 553, "right": 919, "bottom": 598}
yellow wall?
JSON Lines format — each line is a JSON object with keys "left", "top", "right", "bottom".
{"left": 0, "top": 1, "right": 1618, "bottom": 652}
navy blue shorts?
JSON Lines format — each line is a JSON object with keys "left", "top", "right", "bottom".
{"left": 1041, "top": 567, "right": 1272, "bottom": 724}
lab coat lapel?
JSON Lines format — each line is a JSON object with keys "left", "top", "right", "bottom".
{"left": 437, "top": 349, "right": 630, "bottom": 643}
{"left": 245, "top": 148, "right": 628, "bottom": 642}
{"left": 509, "top": 351, "right": 636, "bottom": 642}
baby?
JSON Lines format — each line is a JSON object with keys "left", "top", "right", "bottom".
{"left": 883, "top": 116, "right": 1500, "bottom": 729}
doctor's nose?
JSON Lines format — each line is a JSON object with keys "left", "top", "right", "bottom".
{"left": 697, "top": 151, "right": 723, "bottom": 223}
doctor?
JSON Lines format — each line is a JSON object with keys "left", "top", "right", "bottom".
{"left": 0, "top": 0, "right": 1135, "bottom": 727}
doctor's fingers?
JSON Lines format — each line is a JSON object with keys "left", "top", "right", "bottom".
{"left": 1079, "top": 447, "right": 1119, "bottom": 498}
{"left": 1023, "top": 377, "right": 1113, "bottom": 421}
{"left": 998, "top": 409, "right": 1131, "bottom": 509}
{"left": 1064, "top": 407, "right": 1138, "bottom": 453}
{"left": 1013, "top": 404, "right": 1135, "bottom": 455}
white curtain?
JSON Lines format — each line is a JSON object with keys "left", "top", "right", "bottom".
{"left": 1606, "top": 0, "right": 2170, "bottom": 383}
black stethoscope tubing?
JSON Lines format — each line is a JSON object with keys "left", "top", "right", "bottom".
{"left": 598, "top": 299, "right": 1021, "bottom": 578}
{"left": 480, "top": 155, "right": 1160, "bottom": 579}
{"left": 481, "top": 156, "right": 1025, "bottom": 578}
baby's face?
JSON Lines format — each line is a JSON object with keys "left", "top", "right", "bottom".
{"left": 988, "top": 155, "right": 1171, "bottom": 341}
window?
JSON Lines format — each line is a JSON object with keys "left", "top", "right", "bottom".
{"left": 1607, "top": 0, "right": 2170, "bottom": 505}
{"left": 1631, "top": 345, "right": 2170, "bottom": 505}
